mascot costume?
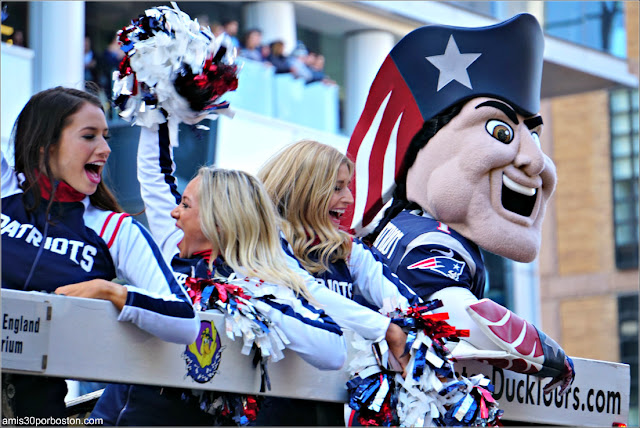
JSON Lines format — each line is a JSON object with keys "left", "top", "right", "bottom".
{"left": 343, "top": 13, "right": 575, "bottom": 426}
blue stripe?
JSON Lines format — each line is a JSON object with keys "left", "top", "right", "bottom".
{"left": 126, "top": 291, "right": 195, "bottom": 319}
{"left": 281, "top": 237, "right": 302, "bottom": 267}
{"left": 129, "top": 218, "right": 195, "bottom": 312}
{"left": 158, "top": 122, "right": 181, "bottom": 205}
{"left": 260, "top": 298, "right": 343, "bottom": 336}
{"left": 279, "top": 237, "right": 336, "bottom": 317}
{"left": 354, "top": 238, "right": 422, "bottom": 305}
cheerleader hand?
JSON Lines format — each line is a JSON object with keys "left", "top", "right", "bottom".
{"left": 55, "top": 279, "right": 128, "bottom": 310}
{"left": 385, "top": 322, "right": 409, "bottom": 377}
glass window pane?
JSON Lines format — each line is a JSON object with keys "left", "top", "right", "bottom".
{"left": 615, "top": 202, "right": 633, "bottom": 223}
{"left": 616, "top": 224, "right": 635, "bottom": 245}
{"left": 612, "top": 135, "right": 632, "bottom": 156}
{"left": 620, "top": 320, "right": 639, "bottom": 337}
{"left": 613, "top": 158, "right": 633, "bottom": 179}
{"left": 611, "top": 90, "right": 630, "bottom": 112}
{"left": 614, "top": 181, "right": 632, "bottom": 200}
{"left": 612, "top": 114, "right": 631, "bottom": 134}
{"left": 544, "top": 1, "right": 626, "bottom": 57}
{"left": 632, "top": 90, "right": 639, "bottom": 110}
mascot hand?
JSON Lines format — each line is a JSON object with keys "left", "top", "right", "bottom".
{"left": 543, "top": 355, "right": 575, "bottom": 396}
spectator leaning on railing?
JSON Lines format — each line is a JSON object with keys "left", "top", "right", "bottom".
{"left": 238, "top": 28, "right": 266, "bottom": 62}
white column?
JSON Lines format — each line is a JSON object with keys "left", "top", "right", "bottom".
{"left": 243, "top": 2, "right": 297, "bottom": 55}
{"left": 511, "top": 259, "right": 541, "bottom": 325}
{"left": 344, "top": 30, "right": 395, "bottom": 135}
{"left": 29, "top": 1, "right": 85, "bottom": 92}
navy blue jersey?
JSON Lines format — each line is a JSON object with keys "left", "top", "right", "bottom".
{"left": 1, "top": 154, "right": 198, "bottom": 344}
{"left": 311, "top": 238, "right": 420, "bottom": 312}
{"left": 1, "top": 195, "right": 116, "bottom": 291}
{"left": 372, "top": 210, "right": 486, "bottom": 300}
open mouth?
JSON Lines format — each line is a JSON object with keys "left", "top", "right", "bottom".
{"left": 84, "top": 162, "right": 103, "bottom": 184}
{"left": 501, "top": 174, "right": 537, "bottom": 217}
{"left": 329, "top": 209, "right": 344, "bottom": 223}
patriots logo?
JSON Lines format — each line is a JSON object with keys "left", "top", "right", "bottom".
{"left": 407, "top": 256, "right": 465, "bottom": 281}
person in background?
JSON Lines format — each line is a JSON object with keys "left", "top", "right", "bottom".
{"left": 308, "top": 52, "right": 336, "bottom": 85}
{"left": 1, "top": 86, "right": 199, "bottom": 418}
{"left": 238, "top": 28, "right": 266, "bottom": 62}
{"left": 98, "top": 34, "right": 125, "bottom": 102}
{"left": 257, "top": 139, "right": 420, "bottom": 425}
{"left": 11, "top": 29, "right": 24, "bottom": 46}
{"left": 288, "top": 41, "right": 313, "bottom": 82}
{"left": 222, "top": 18, "right": 240, "bottom": 49}
{"left": 84, "top": 36, "right": 97, "bottom": 84}
{"left": 210, "top": 21, "right": 224, "bottom": 38}
{"left": 266, "top": 40, "right": 292, "bottom": 74}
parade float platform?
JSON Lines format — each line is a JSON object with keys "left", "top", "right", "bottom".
{"left": 1, "top": 289, "right": 630, "bottom": 426}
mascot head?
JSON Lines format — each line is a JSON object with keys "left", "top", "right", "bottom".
{"left": 344, "top": 13, "right": 556, "bottom": 262}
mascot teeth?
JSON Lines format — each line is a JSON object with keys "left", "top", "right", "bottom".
{"left": 503, "top": 174, "right": 536, "bottom": 196}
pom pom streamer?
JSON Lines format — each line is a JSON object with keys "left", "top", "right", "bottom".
{"left": 184, "top": 271, "right": 327, "bottom": 423}
{"left": 185, "top": 272, "right": 314, "bottom": 367}
{"left": 112, "top": 2, "right": 239, "bottom": 129}
{"left": 346, "top": 300, "right": 503, "bottom": 426}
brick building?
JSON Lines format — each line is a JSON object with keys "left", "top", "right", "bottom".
{"left": 540, "top": 3, "right": 639, "bottom": 424}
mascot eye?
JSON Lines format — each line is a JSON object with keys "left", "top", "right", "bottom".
{"left": 531, "top": 132, "right": 541, "bottom": 147}
{"left": 486, "top": 120, "right": 513, "bottom": 144}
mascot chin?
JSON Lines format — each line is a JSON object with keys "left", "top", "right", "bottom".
{"left": 344, "top": 13, "right": 574, "bottom": 395}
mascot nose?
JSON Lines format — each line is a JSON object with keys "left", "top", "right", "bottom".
{"left": 514, "top": 130, "right": 545, "bottom": 177}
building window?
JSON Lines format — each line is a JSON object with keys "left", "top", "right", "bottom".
{"left": 544, "top": 1, "right": 626, "bottom": 58}
{"left": 618, "top": 293, "right": 638, "bottom": 426}
{"left": 446, "top": 2, "right": 500, "bottom": 19}
{"left": 610, "top": 88, "right": 639, "bottom": 270}
{"left": 481, "top": 250, "right": 512, "bottom": 309}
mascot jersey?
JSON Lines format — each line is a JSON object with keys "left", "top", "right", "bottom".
{"left": 1, "top": 152, "right": 198, "bottom": 418}
{"left": 371, "top": 209, "right": 486, "bottom": 301}
{"left": 90, "top": 123, "right": 349, "bottom": 426}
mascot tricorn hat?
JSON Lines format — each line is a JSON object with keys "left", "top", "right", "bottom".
{"left": 343, "top": 13, "right": 545, "bottom": 234}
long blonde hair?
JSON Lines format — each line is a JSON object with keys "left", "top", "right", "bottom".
{"left": 196, "top": 166, "right": 312, "bottom": 300}
{"left": 258, "top": 140, "right": 354, "bottom": 274}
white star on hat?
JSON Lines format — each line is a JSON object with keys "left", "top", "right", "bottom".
{"left": 426, "top": 35, "right": 482, "bottom": 91}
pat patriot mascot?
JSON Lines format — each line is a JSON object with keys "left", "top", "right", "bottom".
{"left": 344, "top": 13, "right": 575, "bottom": 395}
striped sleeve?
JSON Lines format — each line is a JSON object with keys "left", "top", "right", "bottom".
{"left": 279, "top": 235, "right": 391, "bottom": 341}
{"left": 137, "top": 124, "right": 184, "bottom": 261}
{"left": 255, "top": 296, "right": 346, "bottom": 370}
{"left": 348, "top": 238, "right": 421, "bottom": 313}
{"left": 105, "top": 213, "right": 199, "bottom": 344}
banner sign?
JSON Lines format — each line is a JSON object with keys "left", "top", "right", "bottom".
{"left": 456, "top": 359, "right": 629, "bottom": 426}
{"left": 1, "top": 296, "right": 51, "bottom": 372}
{"left": 0, "top": 289, "right": 630, "bottom": 426}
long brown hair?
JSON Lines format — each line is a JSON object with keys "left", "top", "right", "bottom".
{"left": 11, "top": 86, "right": 122, "bottom": 215}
